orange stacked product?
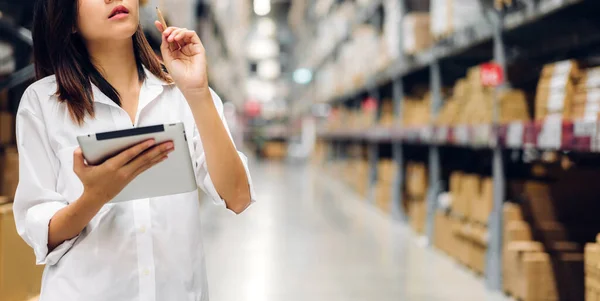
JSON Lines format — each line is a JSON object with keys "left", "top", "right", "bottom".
{"left": 436, "top": 66, "right": 530, "bottom": 126}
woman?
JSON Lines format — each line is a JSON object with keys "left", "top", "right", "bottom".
{"left": 13, "top": 0, "right": 255, "bottom": 300}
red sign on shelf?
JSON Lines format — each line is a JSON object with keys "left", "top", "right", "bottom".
{"left": 244, "top": 100, "right": 262, "bottom": 117}
{"left": 362, "top": 97, "right": 377, "bottom": 111}
{"left": 480, "top": 63, "right": 504, "bottom": 87}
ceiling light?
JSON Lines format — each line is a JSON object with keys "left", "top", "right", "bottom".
{"left": 254, "top": 0, "right": 271, "bottom": 16}
{"left": 258, "top": 59, "right": 281, "bottom": 80}
{"left": 257, "top": 18, "right": 277, "bottom": 38}
{"left": 247, "top": 38, "right": 279, "bottom": 60}
{"left": 293, "top": 68, "right": 313, "bottom": 85}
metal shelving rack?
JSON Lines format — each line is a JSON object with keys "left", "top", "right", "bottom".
{"left": 309, "top": 0, "right": 599, "bottom": 292}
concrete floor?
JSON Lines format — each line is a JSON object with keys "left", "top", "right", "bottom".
{"left": 200, "top": 162, "right": 511, "bottom": 301}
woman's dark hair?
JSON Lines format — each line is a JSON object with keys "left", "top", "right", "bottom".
{"left": 32, "top": 0, "right": 172, "bottom": 124}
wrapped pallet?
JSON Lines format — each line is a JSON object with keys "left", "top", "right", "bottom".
{"left": 430, "top": 0, "right": 485, "bottom": 39}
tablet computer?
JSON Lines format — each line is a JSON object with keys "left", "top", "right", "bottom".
{"left": 77, "top": 122, "right": 197, "bottom": 203}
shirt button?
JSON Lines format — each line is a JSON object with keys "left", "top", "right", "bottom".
{"left": 143, "top": 269, "right": 150, "bottom": 276}
{"left": 139, "top": 226, "right": 146, "bottom": 234}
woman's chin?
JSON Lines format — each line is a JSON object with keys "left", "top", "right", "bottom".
{"left": 108, "top": 28, "right": 139, "bottom": 41}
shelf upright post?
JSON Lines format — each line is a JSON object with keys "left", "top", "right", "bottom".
{"left": 392, "top": 77, "right": 408, "bottom": 222}
{"left": 368, "top": 90, "right": 380, "bottom": 204}
{"left": 486, "top": 7, "right": 509, "bottom": 292}
{"left": 425, "top": 60, "right": 443, "bottom": 243}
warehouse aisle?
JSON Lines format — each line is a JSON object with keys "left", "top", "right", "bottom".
{"left": 200, "top": 162, "right": 510, "bottom": 301}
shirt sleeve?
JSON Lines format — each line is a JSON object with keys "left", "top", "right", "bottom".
{"left": 191, "top": 88, "right": 257, "bottom": 208}
{"left": 13, "top": 89, "right": 79, "bottom": 266}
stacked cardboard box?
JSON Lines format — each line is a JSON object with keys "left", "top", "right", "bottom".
{"left": 434, "top": 211, "right": 458, "bottom": 256}
{"left": 502, "top": 200, "right": 585, "bottom": 301}
{"left": 572, "top": 66, "right": 600, "bottom": 121}
{"left": 433, "top": 210, "right": 488, "bottom": 274}
{"left": 406, "top": 162, "right": 427, "bottom": 234}
{"left": 375, "top": 159, "right": 396, "bottom": 213}
{"left": 0, "top": 90, "right": 13, "bottom": 145}
{"left": 263, "top": 142, "right": 287, "bottom": 160}
{"left": 379, "top": 100, "right": 396, "bottom": 127}
{"left": 0, "top": 147, "right": 18, "bottom": 199}
{"left": 326, "top": 107, "right": 374, "bottom": 131}
{"left": 535, "top": 60, "right": 581, "bottom": 121}
{"left": 448, "top": 172, "right": 493, "bottom": 224}
{"left": 586, "top": 241, "right": 600, "bottom": 301}
{"left": 351, "top": 159, "right": 369, "bottom": 198}
{"left": 437, "top": 66, "right": 530, "bottom": 126}
{"left": 403, "top": 95, "right": 431, "bottom": 127}
{"left": 436, "top": 172, "right": 492, "bottom": 274}
{"left": 0, "top": 203, "right": 44, "bottom": 301}
{"left": 403, "top": 13, "right": 432, "bottom": 55}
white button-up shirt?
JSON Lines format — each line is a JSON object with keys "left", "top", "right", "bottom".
{"left": 13, "top": 69, "right": 256, "bottom": 301}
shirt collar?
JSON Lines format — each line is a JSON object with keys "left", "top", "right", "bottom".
{"left": 47, "top": 66, "right": 173, "bottom": 107}
{"left": 143, "top": 66, "right": 174, "bottom": 87}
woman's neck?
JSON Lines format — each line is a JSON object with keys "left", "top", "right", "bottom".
{"left": 86, "top": 39, "right": 141, "bottom": 94}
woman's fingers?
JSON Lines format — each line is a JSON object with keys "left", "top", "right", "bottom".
{"left": 126, "top": 141, "right": 174, "bottom": 175}
{"left": 160, "top": 27, "right": 204, "bottom": 56}
{"left": 154, "top": 21, "right": 165, "bottom": 33}
{"left": 107, "top": 139, "right": 156, "bottom": 168}
{"left": 162, "top": 26, "right": 177, "bottom": 37}
{"left": 167, "top": 28, "right": 187, "bottom": 42}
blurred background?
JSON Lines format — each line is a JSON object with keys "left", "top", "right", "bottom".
{"left": 3, "top": 0, "right": 600, "bottom": 300}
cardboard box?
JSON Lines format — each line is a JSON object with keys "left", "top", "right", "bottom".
{"left": 0, "top": 112, "right": 14, "bottom": 145}
{"left": 403, "top": 13, "right": 432, "bottom": 54}
{"left": 1, "top": 147, "right": 18, "bottom": 198}
{"left": 375, "top": 181, "right": 392, "bottom": 213}
{"left": 409, "top": 199, "right": 427, "bottom": 234}
{"left": 536, "top": 60, "right": 581, "bottom": 120}
{"left": 406, "top": 162, "right": 427, "bottom": 199}
{"left": 504, "top": 242, "right": 544, "bottom": 298}
{"left": 0, "top": 203, "right": 44, "bottom": 301}
{"left": 541, "top": 59, "right": 580, "bottom": 80}
{"left": 586, "top": 243, "right": 600, "bottom": 301}
{"left": 505, "top": 221, "right": 533, "bottom": 243}
{"left": 535, "top": 78, "right": 576, "bottom": 120}
{"left": 523, "top": 252, "right": 558, "bottom": 300}
{"left": 577, "top": 67, "right": 600, "bottom": 91}
{"left": 503, "top": 202, "right": 524, "bottom": 224}
{"left": 378, "top": 160, "right": 396, "bottom": 183}
{"left": 0, "top": 90, "right": 7, "bottom": 111}
{"left": 472, "top": 178, "right": 493, "bottom": 225}
{"left": 458, "top": 174, "right": 480, "bottom": 219}
{"left": 499, "top": 90, "right": 531, "bottom": 123}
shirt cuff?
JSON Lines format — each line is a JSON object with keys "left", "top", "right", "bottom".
{"left": 25, "top": 201, "right": 79, "bottom": 266}
{"left": 198, "top": 151, "right": 257, "bottom": 208}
